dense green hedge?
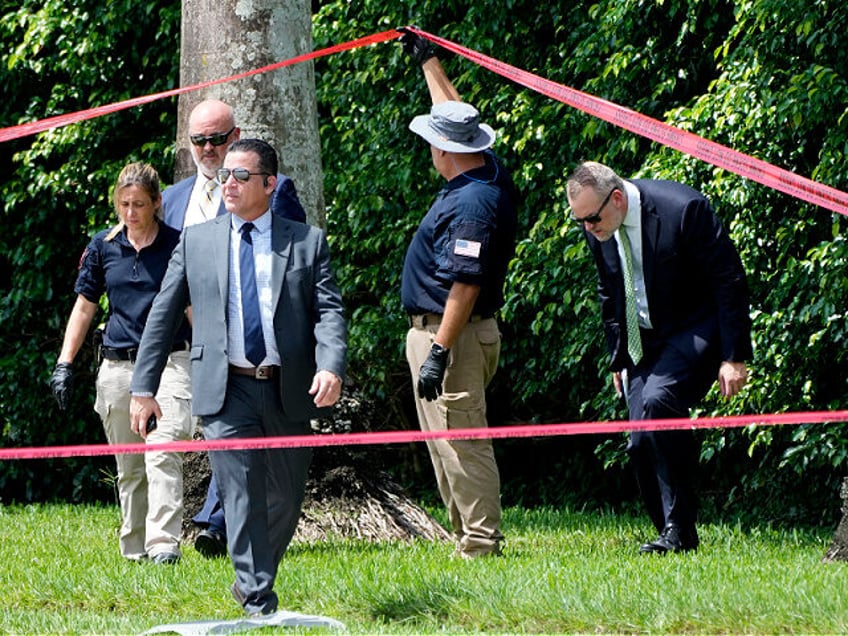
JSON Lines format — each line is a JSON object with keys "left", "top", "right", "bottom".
{"left": 312, "top": 0, "right": 848, "bottom": 523}
{"left": 2, "top": 0, "right": 847, "bottom": 524}
{"left": 0, "top": 0, "right": 180, "bottom": 501}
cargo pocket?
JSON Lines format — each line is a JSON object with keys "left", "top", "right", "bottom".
{"left": 437, "top": 399, "right": 488, "bottom": 430}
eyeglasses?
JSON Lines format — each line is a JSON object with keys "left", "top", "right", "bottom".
{"left": 189, "top": 126, "right": 236, "bottom": 147}
{"left": 572, "top": 188, "right": 615, "bottom": 225}
{"left": 216, "top": 168, "right": 271, "bottom": 183}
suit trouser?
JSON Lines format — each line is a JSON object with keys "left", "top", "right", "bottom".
{"left": 94, "top": 352, "right": 193, "bottom": 559}
{"left": 201, "top": 374, "right": 312, "bottom": 616}
{"left": 406, "top": 317, "right": 504, "bottom": 556}
{"left": 625, "top": 333, "right": 718, "bottom": 536}
{"left": 192, "top": 475, "right": 227, "bottom": 533}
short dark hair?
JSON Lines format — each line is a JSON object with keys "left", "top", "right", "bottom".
{"left": 227, "top": 138, "right": 278, "bottom": 178}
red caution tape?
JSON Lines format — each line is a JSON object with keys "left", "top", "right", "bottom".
{"left": 1, "top": 409, "right": 846, "bottom": 461}
{"left": 4, "top": 29, "right": 848, "bottom": 462}
{"left": 407, "top": 27, "right": 848, "bottom": 217}
{"left": 0, "top": 30, "right": 401, "bottom": 145}
{"left": 4, "top": 27, "right": 846, "bottom": 216}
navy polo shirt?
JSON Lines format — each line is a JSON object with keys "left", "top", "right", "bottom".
{"left": 74, "top": 221, "right": 190, "bottom": 350}
{"left": 402, "top": 152, "right": 518, "bottom": 317}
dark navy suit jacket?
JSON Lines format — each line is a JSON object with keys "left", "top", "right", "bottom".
{"left": 586, "top": 179, "right": 752, "bottom": 373}
{"left": 162, "top": 173, "right": 307, "bottom": 230}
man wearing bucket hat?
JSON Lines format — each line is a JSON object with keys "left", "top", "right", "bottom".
{"left": 397, "top": 28, "right": 518, "bottom": 559}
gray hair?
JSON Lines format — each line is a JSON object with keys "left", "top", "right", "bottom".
{"left": 566, "top": 161, "right": 625, "bottom": 201}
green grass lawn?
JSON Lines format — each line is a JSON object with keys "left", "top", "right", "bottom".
{"left": 1, "top": 503, "right": 846, "bottom": 634}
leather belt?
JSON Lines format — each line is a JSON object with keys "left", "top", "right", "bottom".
{"left": 408, "top": 313, "right": 490, "bottom": 328}
{"left": 228, "top": 364, "right": 279, "bottom": 380}
{"left": 101, "top": 341, "right": 190, "bottom": 363}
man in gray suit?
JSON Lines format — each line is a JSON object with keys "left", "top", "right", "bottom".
{"left": 171, "top": 99, "right": 307, "bottom": 560}
{"left": 129, "top": 138, "right": 346, "bottom": 616}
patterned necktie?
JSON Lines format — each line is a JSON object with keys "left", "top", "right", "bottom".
{"left": 618, "top": 228, "right": 643, "bottom": 366}
{"left": 199, "top": 178, "right": 218, "bottom": 220}
{"left": 239, "top": 222, "right": 266, "bottom": 366}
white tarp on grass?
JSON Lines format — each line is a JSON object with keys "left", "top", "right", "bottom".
{"left": 143, "top": 610, "right": 346, "bottom": 635}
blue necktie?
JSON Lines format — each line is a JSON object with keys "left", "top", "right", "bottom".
{"left": 239, "top": 222, "right": 266, "bottom": 366}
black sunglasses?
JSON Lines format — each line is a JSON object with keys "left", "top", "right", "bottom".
{"left": 572, "top": 188, "right": 615, "bottom": 225}
{"left": 216, "top": 168, "right": 271, "bottom": 183}
{"left": 189, "top": 126, "right": 236, "bottom": 147}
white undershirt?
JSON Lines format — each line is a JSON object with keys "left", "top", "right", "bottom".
{"left": 226, "top": 210, "right": 280, "bottom": 367}
{"left": 184, "top": 177, "right": 222, "bottom": 227}
{"left": 615, "top": 180, "right": 653, "bottom": 329}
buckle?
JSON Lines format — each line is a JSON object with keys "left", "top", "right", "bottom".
{"left": 409, "top": 314, "right": 442, "bottom": 329}
{"left": 102, "top": 347, "right": 137, "bottom": 362}
{"left": 255, "top": 366, "right": 272, "bottom": 379}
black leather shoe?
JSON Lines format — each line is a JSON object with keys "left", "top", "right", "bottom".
{"left": 639, "top": 524, "right": 698, "bottom": 554}
{"left": 231, "top": 581, "right": 277, "bottom": 617}
{"left": 194, "top": 527, "right": 227, "bottom": 558}
{"left": 150, "top": 551, "right": 180, "bottom": 565}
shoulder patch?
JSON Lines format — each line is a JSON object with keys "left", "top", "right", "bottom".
{"left": 454, "top": 239, "right": 481, "bottom": 258}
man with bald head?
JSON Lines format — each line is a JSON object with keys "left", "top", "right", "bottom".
{"left": 162, "top": 99, "right": 307, "bottom": 229}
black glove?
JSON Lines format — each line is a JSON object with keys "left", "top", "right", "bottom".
{"left": 50, "top": 362, "right": 74, "bottom": 411}
{"left": 397, "top": 26, "right": 437, "bottom": 65}
{"left": 417, "top": 343, "right": 450, "bottom": 401}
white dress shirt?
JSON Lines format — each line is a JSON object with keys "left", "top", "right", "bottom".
{"left": 615, "top": 180, "right": 653, "bottom": 330}
{"left": 227, "top": 210, "right": 281, "bottom": 367}
{"left": 184, "top": 177, "right": 222, "bottom": 227}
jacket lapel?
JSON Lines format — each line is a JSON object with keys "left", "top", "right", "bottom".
{"left": 174, "top": 179, "right": 193, "bottom": 230}
{"left": 270, "top": 214, "right": 293, "bottom": 315}
{"left": 212, "top": 215, "right": 231, "bottom": 308}
{"left": 638, "top": 189, "right": 660, "bottom": 297}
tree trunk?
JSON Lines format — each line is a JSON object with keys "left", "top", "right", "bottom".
{"left": 174, "top": 1, "right": 447, "bottom": 543}
{"left": 176, "top": 0, "right": 325, "bottom": 226}
{"left": 182, "top": 390, "right": 451, "bottom": 544}
{"left": 824, "top": 477, "right": 848, "bottom": 562}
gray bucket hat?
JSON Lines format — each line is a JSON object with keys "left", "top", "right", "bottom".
{"left": 409, "top": 100, "right": 495, "bottom": 153}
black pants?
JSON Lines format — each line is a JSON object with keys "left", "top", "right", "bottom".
{"left": 625, "top": 332, "right": 718, "bottom": 534}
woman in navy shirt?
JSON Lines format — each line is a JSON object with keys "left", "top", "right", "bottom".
{"left": 50, "top": 162, "right": 192, "bottom": 564}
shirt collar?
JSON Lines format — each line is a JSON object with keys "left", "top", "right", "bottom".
{"left": 231, "top": 209, "right": 271, "bottom": 233}
{"left": 621, "top": 180, "right": 642, "bottom": 230}
{"left": 116, "top": 219, "right": 163, "bottom": 247}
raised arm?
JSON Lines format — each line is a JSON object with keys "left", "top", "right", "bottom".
{"left": 398, "top": 28, "right": 462, "bottom": 104}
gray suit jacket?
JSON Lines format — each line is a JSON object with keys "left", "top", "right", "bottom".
{"left": 130, "top": 213, "right": 346, "bottom": 420}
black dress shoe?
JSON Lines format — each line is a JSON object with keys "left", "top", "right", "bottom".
{"left": 639, "top": 524, "right": 698, "bottom": 554}
{"left": 231, "top": 581, "right": 278, "bottom": 617}
{"left": 195, "top": 527, "right": 227, "bottom": 558}
{"left": 150, "top": 551, "right": 181, "bottom": 565}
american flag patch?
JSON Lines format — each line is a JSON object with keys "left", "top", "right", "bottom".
{"left": 454, "top": 239, "right": 481, "bottom": 258}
